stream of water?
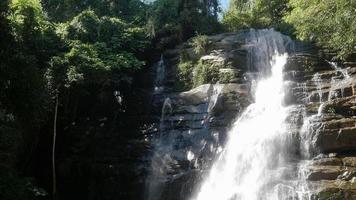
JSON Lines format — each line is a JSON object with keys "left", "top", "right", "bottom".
{"left": 192, "top": 30, "right": 295, "bottom": 200}
{"left": 147, "top": 29, "right": 353, "bottom": 200}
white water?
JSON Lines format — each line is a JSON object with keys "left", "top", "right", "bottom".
{"left": 193, "top": 30, "right": 293, "bottom": 200}
{"left": 312, "top": 73, "right": 323, "bottom": 102}
{"left": 297, "top": 60, "right": 352, "bottom": 200}
{"left": 154, "top": 55, "right": 166, "bottom": 94}
{"left": 159, "top": 98, "right": 173, "bottom": 140}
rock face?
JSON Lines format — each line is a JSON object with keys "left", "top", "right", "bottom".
{"left": 146, "top": 84, "right": 252, "bottom": 200}
{"left": 145, "top": 30, "right": 356, "bottom": 200}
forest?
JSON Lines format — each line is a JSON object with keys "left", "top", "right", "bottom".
{"left": 0, "top": 0, "right": 355, "bottom": 200}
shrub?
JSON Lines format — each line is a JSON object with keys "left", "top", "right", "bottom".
{"left": 223, "top": 0, "right": 289, "bottom": 31}
{"left": 284, "top": 0, "right": 356, "bottom": 59}
{"left": 176, "top": 59, "right": 228, "bottom": 90}
{"left": 191, "top": 34, "right": 210, "bottom": 56}
{"left": 176, "top": 61, "right": 195, "bottom": 90}
{"left": 219, "top": 69, "right": 236, "bottom": 84}
{"left": 193, "top": 61, "right": 220, "bottom": 87}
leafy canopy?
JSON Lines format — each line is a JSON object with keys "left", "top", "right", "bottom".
{"left": 285, "top": 0, "right": 356, "bottom": 59}
{"left": 223, "top": 0, "right": 290, "bottom": 31}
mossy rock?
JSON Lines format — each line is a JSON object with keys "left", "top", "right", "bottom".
{"left": 193, "top": 61, "right": 221, "bottom": 87}
{"left": 317, "top": 188, "right": 356, "bottom": 200}
{"left": 175, "top": 61, "right": 195, "bottom": 91}
{"left": 218, "top": 68, "right": 240, "bottom": 84}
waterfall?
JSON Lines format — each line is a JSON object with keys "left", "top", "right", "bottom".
{"left": 192, "top": 29, "right": 295, "bottom": 200}
{"left": 145, "top": 54, "right": 170, "bottom": 200}
{"left": 146, "top": 98, "right": 173, "bottom": 200}
{"left": 312, "top": 73, "right": 323, "bottom": 102}
{"left": 154, "top": 55, "right": 166, "bottom": 94}
{"left": 159, "top": 98, "right": 173, "bottom": 140}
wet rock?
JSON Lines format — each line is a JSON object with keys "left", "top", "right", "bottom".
{"left": 343, "top": 157, "right": 356, "bottom": 167}
{"left": 323, "top": 96, "right": 356, "bottom": 117}
{"left": 160, "top": 169, "right": 203, "bottom": 200}
{"left": 316, "top": 127, "right": 356, "bottom": 153}
{"left": 314, "top": 180, "right": 356, "bottom": 200}
{"left": 284, "top": 54, "right": 332, "bottom": 72}
{"left": 307, "top": 165, "right": 344, "bottom": 181}
{"left": 312, "top": 157, "right": 343, "bottom": 166}
{"left": 322, "top": 118, "right": 356, "bottom": 130}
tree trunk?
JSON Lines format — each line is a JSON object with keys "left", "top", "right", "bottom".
{"left": 52, "top": 93, "right": 59, "bottom": 200}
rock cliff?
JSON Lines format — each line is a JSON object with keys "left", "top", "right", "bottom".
{"left": 145, "top": 30, "right": 356, "bottom": 200}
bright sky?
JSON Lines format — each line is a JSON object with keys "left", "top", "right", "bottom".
{"left": 220, "top": 0, "right": 229, "bottom": 11}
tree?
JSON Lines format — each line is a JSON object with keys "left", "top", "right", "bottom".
{"left": 0, "top": 0, "right": 55, "bottom": 199}
{"left": 146, "top": 0, "right": 221, "bottom": 49}
{"left": 223, "top": 0, "right": 290, "bottom": 31}
{"left": 285, "top": 0, "right": 356, "bottom": 59}
{"left": 42, "top": 0, "right": 147, "bottom": 24}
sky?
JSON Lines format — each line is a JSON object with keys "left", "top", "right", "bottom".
{"left": 220, "top": 0, "right": 229, "bottom": 12}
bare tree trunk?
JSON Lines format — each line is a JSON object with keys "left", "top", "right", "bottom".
{"left": 52, "top": 92, "right": 59, "bottom": 200}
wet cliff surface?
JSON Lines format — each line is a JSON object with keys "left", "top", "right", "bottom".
{"left": 144, "top": 30, "right": 356, "bottom": 200}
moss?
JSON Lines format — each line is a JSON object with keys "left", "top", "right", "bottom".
{"left": 316, "top": 188, "right": 355, "bottom": 200}
{"left": 219, "top": 69, "right": 236, "bottom": 84}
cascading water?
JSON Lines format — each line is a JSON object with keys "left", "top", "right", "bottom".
{"left": 154, "top": 55, "right": 166, "bottom": 94}
{"left": 146, "top": 54, "right": 169, "bottom": 200}
{"left": 192, "top": 29, "right": 296, "bottom": 200}
{"left": 145, "top": 29, "right": 354, "bottom": 200}
{"left": 297, "top": 59, "right": 352, "bottom": 200}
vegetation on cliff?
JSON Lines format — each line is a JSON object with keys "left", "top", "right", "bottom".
{"left": 224, "top": 0, "right": 355, "bottom": 59}
{"left": 0, "top": 0, "right": 354, "bottom": 199}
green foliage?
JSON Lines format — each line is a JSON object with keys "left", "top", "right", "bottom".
{"left": 191, "top": 34, "right": 210, "bottom": 56}
{"left": 148, "top": 0, "right": 179, "bottom": 31}
{"left": 176, "top": 61, "right": 195, "bottom": 90}
{"left": 193, "top": 61, "right": 221, "bottom": 87}
{"left": 176, "top": 57, "right": 229, "bottom": 89}
{"left": 47, "top": 42, "right": 144, "bottom": 89}
{"left": 219, "top": 69, "right": 236, "bottom": 84}
{"left": 0, "top": 3, "right": 52, "bottom": 199}
{"left": 8, "top": 0, "right": 53, "bottom": 42}
{"left": 64, "top": 10, "right": 101, "bottom": 43}
{"left": 47, "top": 9, "right": 148, "bottom": 92}
{"left": 42, "top": 0, "right": 147, "bottom": 23}
{"left": 147, "top": 0, "right": 221, "bottom": 48}
{"left": 62, "top": 10, "right": 149, "bottom": 52}
{"left": 1, "top": 1, "right": 149, "bottom": 198}
{"left": 223, "top": 0, "right": 290, "bottom": 31}
{"left": 178, "top": 0, "right": 221, "bottom": 38}
{"left": 285, "top": 0, "right": 356, "bottom": 59}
